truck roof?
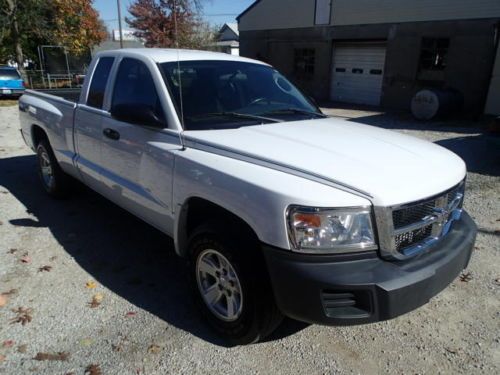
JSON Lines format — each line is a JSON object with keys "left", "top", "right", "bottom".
{"left": 95, "top": 48, "right": 268, "bottom": 66}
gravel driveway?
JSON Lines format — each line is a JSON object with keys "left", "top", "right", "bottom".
{"left": 0, "top": 103, "right": 499, "bottom": 374}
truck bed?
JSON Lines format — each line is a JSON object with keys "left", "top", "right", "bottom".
{"left": 19, "top": 89, "right": 80, "bottom": 173}
{"left": 30, "top": 88, "right": 81, "bottom": 103}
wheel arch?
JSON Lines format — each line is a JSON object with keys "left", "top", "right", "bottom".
{"left": 175, "top": 197, "right": 261, "bottom": 258}
{"left": 31, "top": 124, "right": 49, "bottom": 148}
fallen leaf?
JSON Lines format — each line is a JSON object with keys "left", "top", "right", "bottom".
{"left": 0, "top": 294, "right": 7, "bottom": 308}
{"left": 33, "top": 352, "right": 69, "bottom": 361}
{"left": 88, "top": 293, "right": 104, "bottom": 308}
{"left": 445, "top": 347, "right": 458, "bottom": 354}
{"left": 125, "top": 311, "right": 137, "bottom": 317}
{"left": 80, "top": 338, "right": 93, "bottom": 347}
{"left": 0, "top": 354, "right": 5, "bottom": 363}
{"left": 49, "top": 256, "right": 58, "bottom": 261}
{"left": 459, "top": 272, "right": 473, "bottom": 282}
{"left": 10, "top": 307, "right": 33, "bottom": 325}
{"left": 85, "top": 364, "right": 102, "bottom": 375}
{"left": 85, "top": 281, "right": 97, "bottom": 289}
{"left": 147, "top": 344, "right": 162, "bottom": 354}
{"left": 2, "top": 289, "right": 18, "bottom": 296}
{"left": 20, "top": 253, "right": 31, "bottom": 264}
{"left": 111, "top": 343, "right": 122, "bottom": 352}
{"left": 7, "top": 248, "right": 17, "bottom": 254}
{"left": 38, "top": 265, "right": 52, "bottom": 272}
{"left": 2, "top": 340, "right": 14, "bottom": 348}
{"left": 17, "top": 344, "right": 27, "bottom": 353}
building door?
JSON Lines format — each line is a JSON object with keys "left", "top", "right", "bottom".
{"left": 330, "top": 43, "right": 387, "bottom": 106}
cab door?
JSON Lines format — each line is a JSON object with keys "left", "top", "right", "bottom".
{"left": 74, "top": 56, "right": 115, "bottom": 193}
{"left": 98, "top": 57, "right": 182, "bottom": 234}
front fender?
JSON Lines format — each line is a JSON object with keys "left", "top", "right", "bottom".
{"left": 173, "top": 148, "right": 370, "bottom": 254}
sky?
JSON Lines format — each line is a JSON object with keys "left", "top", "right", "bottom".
{"left": 94, "top": 0, "right": 255, "bottom": 32}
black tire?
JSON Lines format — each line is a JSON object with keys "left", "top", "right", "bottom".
{"left": 36, "top": 139, "right": 71, "bottom": 198}
{"left": 188, "top": 221, "right": 283, "bottom": 345}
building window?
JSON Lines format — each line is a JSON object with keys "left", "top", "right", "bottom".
{"left": 315, "top": 0, "right": 331, "bottom": 25}
{"left": 294, "top": 49, "right": 315, "bottom": 79}
{"left": 419, "top": 38, "right": 450, "bottom": 71}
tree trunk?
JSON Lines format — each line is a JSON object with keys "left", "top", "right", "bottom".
{"left": 13, "top": 21, "right": 25, "bottom": 77}
{"left": 6, "top": 0, "right": 25, "bottom": 77}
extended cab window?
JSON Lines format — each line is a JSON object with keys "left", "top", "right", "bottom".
{"left": 111, "top": 58, "right": 165, "bottom": 123}
{"left": 87, "top": 57, "right": 114, "bottom": 109}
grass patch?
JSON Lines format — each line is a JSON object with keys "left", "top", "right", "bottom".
{"left": 0, "top": 99, "right": 18, "bottom": 107}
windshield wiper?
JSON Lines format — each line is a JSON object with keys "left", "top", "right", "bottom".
{"left": 263, "top": 108, "right": 327, "bottom": 118}
{"left": 202, "top": 112, "right": 283, "bottom": 123}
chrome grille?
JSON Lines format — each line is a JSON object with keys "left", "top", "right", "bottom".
{"left": 375, "top": 180, "right": 465, "bottom": 259}
{"left": 392, "top": 200, "right": 436, "bottom": 229}
{"left": 447, "top": 184, "right": 463, "bottom": 205}
{"left": 394, "top": 224, "right": 432, "bottom": 250}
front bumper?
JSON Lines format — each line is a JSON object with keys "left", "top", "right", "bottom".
{"left": 263, "top": 211, "right": 476, "bottom": 325}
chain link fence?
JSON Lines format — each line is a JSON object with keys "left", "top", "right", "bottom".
{"left": 24, "top": 70, "right": 86, "bottom": 89}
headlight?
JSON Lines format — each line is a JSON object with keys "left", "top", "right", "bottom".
{"left": 287, "top": 206, "right": 377, "bottom": 254}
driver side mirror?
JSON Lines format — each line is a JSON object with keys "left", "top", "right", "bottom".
{"left": 110, "top": 103, "right": 166, "bottom": 128}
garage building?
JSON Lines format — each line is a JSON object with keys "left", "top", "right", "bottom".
{"left": 237, "top": 0, "right": 500, "bottom": 116}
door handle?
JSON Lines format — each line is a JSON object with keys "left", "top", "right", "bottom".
{"left": 103, "top": 128, "right": 120, "bottom": 140}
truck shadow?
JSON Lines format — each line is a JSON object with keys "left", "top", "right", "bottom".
{"left": 0, "top": 154, "right": 307, "bottom": 347}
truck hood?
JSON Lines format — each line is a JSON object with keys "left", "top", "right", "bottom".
{"left": 183, "top": 118, "right": 466, "bottom": 206}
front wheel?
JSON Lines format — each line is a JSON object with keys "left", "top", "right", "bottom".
{"left": 188, "top": 222, "right": 283, "bottom": 345}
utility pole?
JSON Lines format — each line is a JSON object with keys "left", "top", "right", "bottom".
{"left": 117, "top": 0, "right": 124, "bottom": 49}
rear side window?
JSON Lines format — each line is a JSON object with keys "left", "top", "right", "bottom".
{"left": 87, "top": 57, "right": 114, "bottom": 109}
{"left": 111, "top": 58, "right": 165, "bottom": 122}
{"left": 0, "top": 68, "right": 21, "bottom": 79}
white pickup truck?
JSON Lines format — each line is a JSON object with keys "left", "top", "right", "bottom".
{"left": 19, "top": 49, "right": 477, "bottom": 344}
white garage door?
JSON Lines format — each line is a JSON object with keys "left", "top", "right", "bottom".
{"left": 330, "top": 44, "right": 387, "bottom": 106}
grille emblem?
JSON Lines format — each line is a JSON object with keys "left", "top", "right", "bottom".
{"left": 432, "top": 207, "right": 450, "bottom": 226}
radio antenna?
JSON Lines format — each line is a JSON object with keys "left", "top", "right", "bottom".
{"left": 173, "top": 0, "right": 185, "bottom": 129}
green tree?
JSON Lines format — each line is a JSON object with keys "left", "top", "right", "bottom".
{"left": 0, "top": 0, "right": 106, "bottom": 75}
{"left": 0, "top": 0, "right": 51, "bottom": 75}
{"left": 51, "top": 0, "right": 107, "bottom": 55}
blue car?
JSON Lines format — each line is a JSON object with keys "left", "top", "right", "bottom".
{"left": 0, "top": 66, "right": 25, "bottom": 97}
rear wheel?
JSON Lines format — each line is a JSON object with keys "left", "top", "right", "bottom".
{"left": 188, "top": 222, "right": 283, "bottom": 345}
{"left": 36, "top": 140, "right": 70, "bottom": 198}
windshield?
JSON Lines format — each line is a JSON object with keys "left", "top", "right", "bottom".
{"left": 0, "top": 68, "right": 21, "bottom": 80}
{"left": 159, "top": 60, "right": 323, "bottom": 130}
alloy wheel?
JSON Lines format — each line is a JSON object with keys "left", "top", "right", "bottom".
{"left": 196, "top": 249, "right": 243, "bottom": 322}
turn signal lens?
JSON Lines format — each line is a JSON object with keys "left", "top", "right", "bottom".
{"left": 293, "top": 213, "right": 321, "bottom": 228}
{"left": 288, "top": 206, "right": 377, "bottom": 254}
